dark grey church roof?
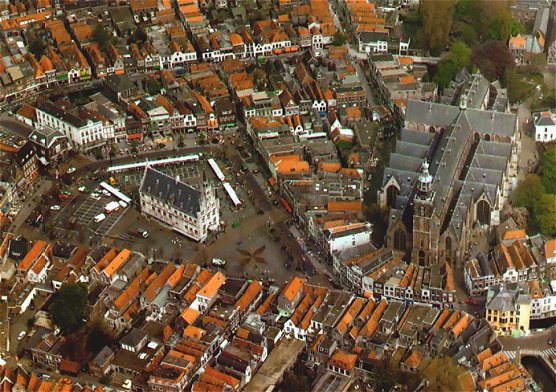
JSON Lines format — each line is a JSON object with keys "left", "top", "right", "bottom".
{"left": 140, "top": 167, "right": 201, "bottom": 217}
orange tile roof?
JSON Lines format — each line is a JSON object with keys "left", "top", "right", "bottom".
{"left": 72, "top": 22, "right": 93, "bottom": 42}
{"left": 183, "top": 325, "right": 206, "bottom": 340}
{"left": 399, "top": 75, "right": 416, "bottom": 84}
{"left": 256, "top": 292, "right": 275, "bottom": 315}
{"left": 19, "top": 240, "right": 47, "bottom": 272}
{"left": 144, "top": 263, "right": 177, "bottom": 302}
{"left": 328, "top": 349, "right": 357, "bottom": 371}
{"left": 114, "top": 267, "right": 151, "bottom": 311}
{"left": 336, "top": 297, "right": 364, "bottom": 334}
{"left": 281, "top": 276, "right": 305, "bottom": 302}
{"left": 318, "top": 161, "right": 341, "bottom": 173}
{"left": 200, "top": 367, "right": 240, "bottom": 389}
{"left": 403, "top": 351, "right": 423, "bottom": 369}
{"left": 102, "top": 249, "right": 131, "bottom": 277}
{"left": 181, "top": 306, "right": 201, "bottom": 324}
{"left": 397, "top": 56, "right": 414, "bottom": 65}
{"left": 509, "top": 34, "right": 527, "bottom": 49}
{"left": 236, "top": 280, "right": 262, "bottom": 313}
{"left": 167, "top": 264, "right": 185, "bottom": 288}
{"left": 503, "top": 229, "right": 526, "bottom": 241}
{"left": 327, "top": 201, "right": 363, "bottom": 212}
{"left": 198, "top": 271, "right": 225, "bottom": 299}
{"left": 479, "top": 352, "right": 509, "bottom": 372}
{"left": 30, "top": 254, "right": 47, "bottom": 275}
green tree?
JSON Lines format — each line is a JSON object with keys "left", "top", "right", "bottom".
{"left": 177, "top": 134, "right": 185, "bottom": 148}
{"left": 434, "top": 41, "right": 471, "bottom": 88}
{"left": 533, "top": 194, "right": 556, "bottom": 236}
{"left": 541, "top": 145, "right": 556, "bottom": 194}
{"left": 146, "top": 80, "right": 162, "bottom": 96}
{"left": 486, "top": 10, "right": 524, "bottom": 41}
{"left": 419, "top": 0, "right": 456, "bottom": 52}
{"left": 49, "top": 283, "right": 88, "bottom": 332}
{"left": 135, "top": 26, "right": 148, "bottom": 43}
{"left": 28, "top": 38, "right": 45, "bottom": 60}
{"left": 512, "top": 174, "right": 546, "bottom": 209}
{"left": 332, "top": 31, "right": 347, "bottom": 46}
{"left": 93, "top": 24, "right": 111, "bottom": 51}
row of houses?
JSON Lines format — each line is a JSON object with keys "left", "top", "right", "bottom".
{"left": 0, "top": 233, "right": 532, "bottom": 391}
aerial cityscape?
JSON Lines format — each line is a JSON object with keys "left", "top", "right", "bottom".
{"left": 0, "top": 0, "right": 554, "bottom": 390}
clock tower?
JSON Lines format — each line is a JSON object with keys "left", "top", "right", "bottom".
{"left": 412, "top": 160, "right": 435, "bottom": 266}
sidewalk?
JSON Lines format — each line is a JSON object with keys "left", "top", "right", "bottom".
{"left": 7, "top": 180, "right": 53, "bottom": 234}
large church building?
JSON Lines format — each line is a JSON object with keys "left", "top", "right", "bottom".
{"left": 379, "top": 70, "right": 520, "bottom": 267}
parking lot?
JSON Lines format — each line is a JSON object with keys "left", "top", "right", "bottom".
{"left": 47, "top": 187, "right": 129, "bottom": 243}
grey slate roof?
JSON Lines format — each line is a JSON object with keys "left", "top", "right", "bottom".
{"left": 140, "top": 167, "right": 201, "bottom": 217}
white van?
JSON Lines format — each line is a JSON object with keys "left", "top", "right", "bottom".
{"left": 94, "top": 213, "right": 106, "bottom": 223}
{"left": 118, "top": 201, "right": 128, "bottom": 209}
{"left": 104, "top": 201, "right": 120, "bottom": 213}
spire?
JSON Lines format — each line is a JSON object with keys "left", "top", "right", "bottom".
{"left": 416, "top": 159, "right": 433, "bottom": 201}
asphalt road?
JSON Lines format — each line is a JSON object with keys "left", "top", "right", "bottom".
{"left": 499, "top": 326, "right": 556, "bottom": 352}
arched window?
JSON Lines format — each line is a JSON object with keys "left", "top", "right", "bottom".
{"left": 477, "top": 200, "right": 491, "bottom": 226}
{"left": 474, "top": 133, "right": 480, "bottom": 141}
{"left": 429, "top": 126, "right": 436, "bottom": 133}
{"left": 394, "top": 229, "right": 406, "bottom": 251}
{"left": 418, "top": 250, "right": 425, "bottom": 266}
{"left": 484, "top": 134, "right": 491, "bottom": 142}
{"left": 386, "top": 185, "right": 399, "bottom": 208}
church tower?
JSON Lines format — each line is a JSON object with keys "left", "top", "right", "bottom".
{"left": 411, "top": 160, "right": 435, "bottom": 266}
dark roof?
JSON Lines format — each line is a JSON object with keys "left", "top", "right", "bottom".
{"left": 14, "top": 141, "right": 35, "bottom": 167}
{"left": 121, "top": 328, "right": 147, "bottom": 348}
{"left": 38, "top": 100, "right": 87, "bottom": 128}
{"left": 8, "top": 237, "right": 28, "bottom": 260}
{"left": 359, "top": 31, "right": 389, "bottom": 43}
{"left": 140, "top": 167, "right": 201, "bottom": 217}
{"left": 104, "top": 74, "right": 135, "bottom": 94}
{"left": 52, "top": 243, "right": 77, "bottom": 259}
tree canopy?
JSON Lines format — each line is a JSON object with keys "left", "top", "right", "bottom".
{"left": 49, "top": 283, "right": 88, "bottom": 332}
{"left": 512, "top": 174, "right": 545, "bottom": 210}
{"left": 422, "top": 357, "right": 465, "bottom": 392}
{"left": 28, "top": 38, "right": 45, "bottom": 60}
{"left": 541, "top": 145, "right": 556, "bottom": 194}
{"left": 332, "top": 31, "right": 347, "bottom": 46}
{"left": 434, "top": 41, "right": 472, "bottom": 87}
{"left": 471, "top": 40, "right": 515, "bottom": 81}
{"left": 93, "top": 24, "right": 111, "bottom": 51}
{"left": 533, "top": 194, "right": 556, "bottom": 236}
{"left": 419, "top": 0, "right": 456, "bottom": 52}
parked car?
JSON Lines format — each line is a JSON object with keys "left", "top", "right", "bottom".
{"left": 66, "top": 167, "right": 76, "bottom": 174}
{"left": 58, "top": 191, "right": 71, "bottom": 200}
{"left": 211, "top": 258, "right": 227, "bottom": 267}
{"left": 90, "top": 193, "right": 101, "bottom": 200}
{"left": 94, "top": 213, "right": 106, "bottom": 223}
{"left": 18, "top": 331, "right": 26, "bottom": 340}
{"left": 78, "top": 186, "right": 90, "bottom": 193}
{"left": 50, "top": 205, "right": 61, "bottom": 211}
